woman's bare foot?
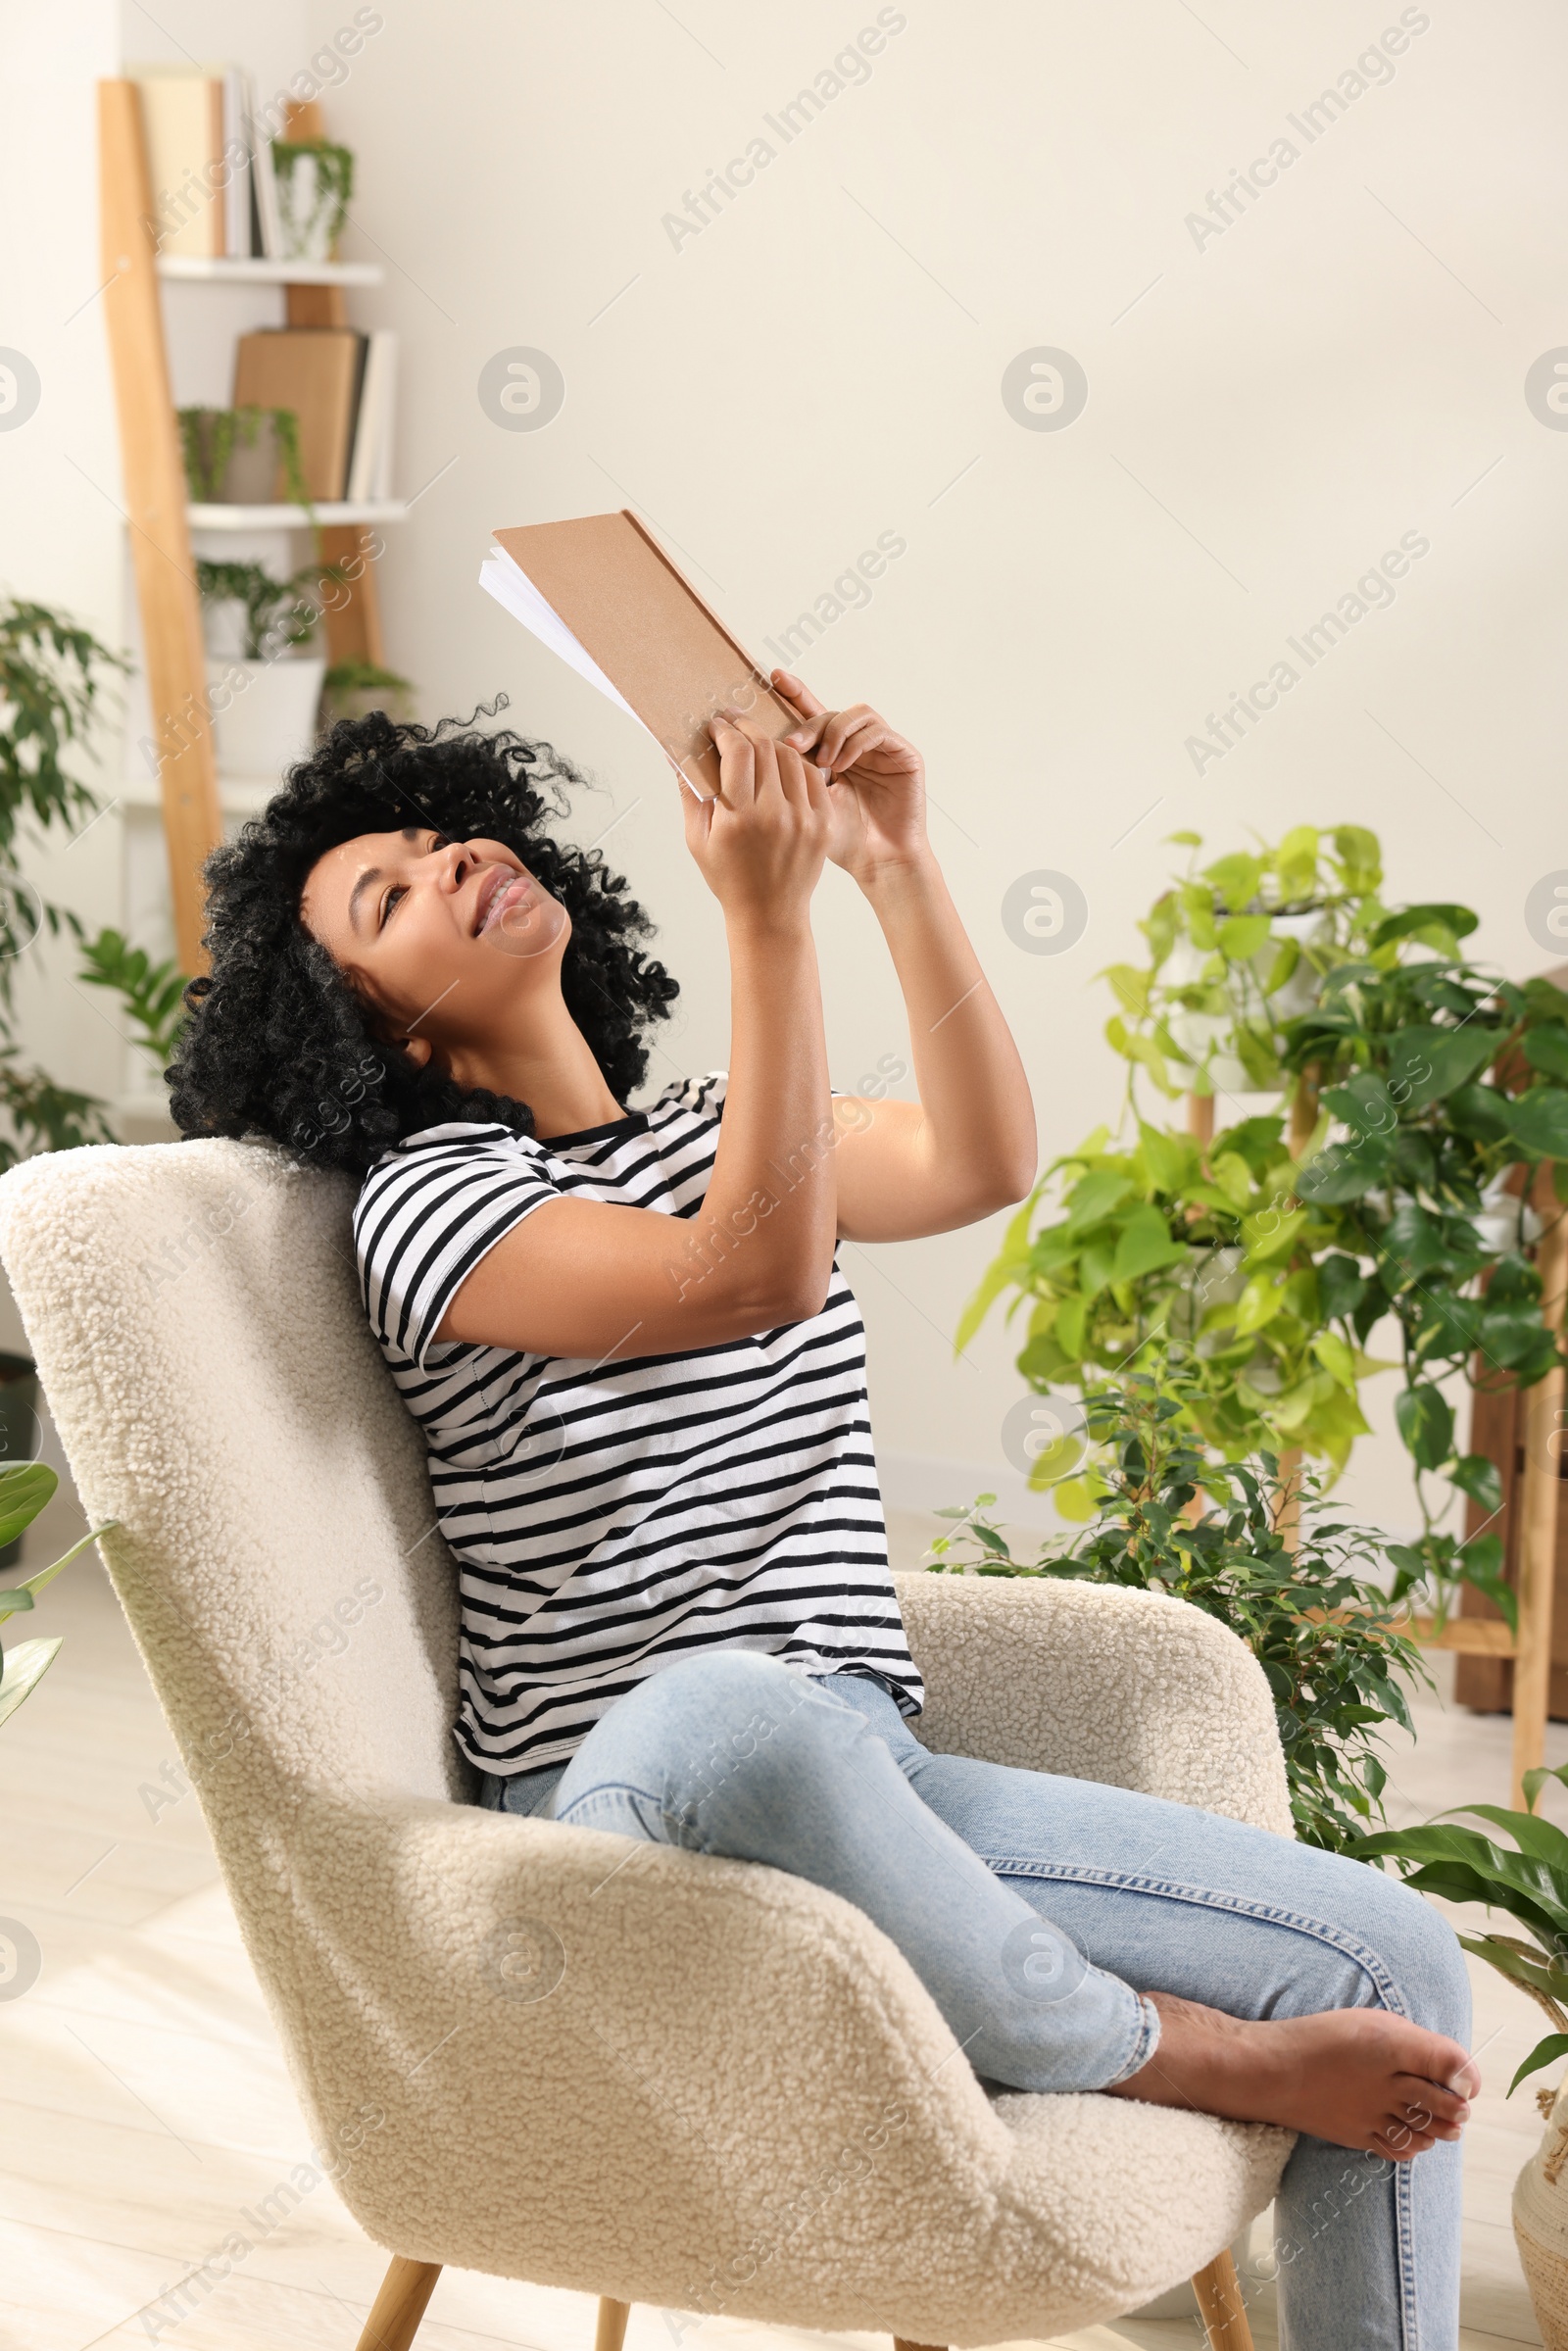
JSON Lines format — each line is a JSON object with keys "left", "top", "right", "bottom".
{"left": 1105, "top": 1991, "right": 1479, "bottom": 2161}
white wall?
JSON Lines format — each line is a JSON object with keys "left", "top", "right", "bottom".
{"left": 7, "top": 0, "right": 1566, "bottom": 1536}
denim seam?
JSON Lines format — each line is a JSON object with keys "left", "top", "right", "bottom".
{"left": 982, "top": 1862, "right": 1413, "bottom": 2017}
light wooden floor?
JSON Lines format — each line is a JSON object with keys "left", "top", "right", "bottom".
{"left": 2, "top": 1496, "right": 1563, "bottom": 2350}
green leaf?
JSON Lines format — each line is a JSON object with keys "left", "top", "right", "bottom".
{"left": 1396, "top": 1384, "right": 1454, "bottom": 1470}
{"left": 1449, "top": 1453, "right": 1503, "bottom": 1514}
{"left": 1110, "top": 1206, "right": 1188, "bottom": 1285}
{"left": 1448, "top": 1083, "right": 1514, "bottom": 1144}
{"left": 1275, "top": 826, "right": 1319, "bottom": 893}
{"left": 1318, "top": 1253, "right": 1368, "bottom": 1323}
{"left": 1382, "top": 1200, "right": 1450, "bottom": 1282}
{"left": 1332, "top": 826, "right": 1384, "bottom": 893}
{"left": 1263, "top": 938, "right": 1301, "bottom": 999}
{"left": 1312, "top": 1330, "right": 1358, "bottom": 1390}
{"left": 1203, "top": 853, "right": 1264, "bottom": 908}
{"left": 1369, "top": 904, "right": 1480, "bottom": 950}
{"left": 1216, "top": 913, "right": 1272, "bottom": 960}
{"left": 1101, "top": 963, "right": 1150, "bottom": 1018}
{"left": 1509, "top": 1087, "right": 1568, "bottom": 1160}
{"left": 1297, "top": 1138, "right": 1393, "bottom": 1203}
{"left": 1137, "top": 1123, "right": 1191, "bottom": 1196}
{"left": 956, "top": 1195, "right": 1036, "bottom": 1352}
{"left": 0, "top": 1463, "right": 56, "bottom": 1551}
{"left": 1524, "top": 1028, "right": 1568, "bottom": 1084}
{"left": 1234, "top": 1272, "right": 1286, "bottom": 1337}
{"left": 0, "top": 1634, "right": 63, "bottom": 1729}
{"left": 1386, "top": 1024, "right": 1497, "bottom": 1109}
{"left": 1054, "top": 1293, "right": 1088, "bottom": 1359}
{"left": 1509, "top": 2034, "right": 1568, "bottom": 2097}
{"left": 1065, "top": 1169, "right": 1136, "bottom": 1235}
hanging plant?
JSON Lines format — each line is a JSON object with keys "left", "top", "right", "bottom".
{"left": 177, "top": 405, "right": 313, "bottom": 514}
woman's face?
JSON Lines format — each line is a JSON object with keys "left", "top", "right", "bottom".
{"left": 300, "top": 826, "right": 569, "bottom": 1070}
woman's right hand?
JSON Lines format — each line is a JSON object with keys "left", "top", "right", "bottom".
{"left": 680, "top": 710, "right": 831, "bottom": 926}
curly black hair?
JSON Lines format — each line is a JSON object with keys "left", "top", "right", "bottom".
{"left": 167, "top": 704, "right": 679, "bottom": 1176}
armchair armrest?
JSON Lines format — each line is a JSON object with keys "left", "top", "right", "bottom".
{"left": 894, "top": 1570, "right": 1293, "bottom": 1836}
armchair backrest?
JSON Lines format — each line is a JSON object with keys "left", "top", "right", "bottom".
{"left": 0, "top": 1142, "right": 470, "bottom": 1858}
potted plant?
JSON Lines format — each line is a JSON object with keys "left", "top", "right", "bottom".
{"left": 320, "top": 660, "right": 415, "bottom": 730}
{"left": 927, "top": 1375, "right": 1426, "bottom": 1854}
{"left": 0, "top": 594, "right": 197, "bottom": 1156}
{"left": 962, "top": 822, "right": 1568, "bottom": 1624}
{"left": 177, "top": 403, "right": 312, "bottom": 511}
{"left": 0, "top": 1462, "right": 113, "bottom": 1728}
{"left": 271, "top": 139, "right": 355, "bottom": 263}
{"left": 1360, "top": 1774, "right": 1568, "bottom": 2347}
{"left": 196, "top": 558, "right": 326, "bottom": 778}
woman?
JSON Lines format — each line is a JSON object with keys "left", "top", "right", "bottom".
{"left": 171, "top": 675, "right": 1474, "bottom": 2350}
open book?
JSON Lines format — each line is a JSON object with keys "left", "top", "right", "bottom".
{"left": 479, "top": 511, "right": 800, "bottom": 798}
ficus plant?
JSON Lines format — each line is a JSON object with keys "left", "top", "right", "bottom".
{"left": 927, "top": 1378, "right": 1426, "bottom": 1856}
{"left": 962, "top": 823, "right": 1568, "bottom": 1624}
{"left": 0, "top": 596, "right": 192, "bottom": 1160}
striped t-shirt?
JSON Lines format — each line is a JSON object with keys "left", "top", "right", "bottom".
{"left": 352, "top": 1071, "right": 923, "bottom": 1773}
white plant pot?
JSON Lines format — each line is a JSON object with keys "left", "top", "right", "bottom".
{"left": 1514, "top": 2098, "right": 1568, "bottom": 2347}
{"left": 207, "top": 658, "right": 324, "bottom": 781}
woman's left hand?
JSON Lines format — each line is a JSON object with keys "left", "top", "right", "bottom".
{"left": 770, "top": 668, "right": 928, "bottom": 885}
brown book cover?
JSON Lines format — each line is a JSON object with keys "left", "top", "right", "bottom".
{"left": 486, "top": 511, "right": 799, "bottom": 797}
{"left": 231, "top": 329, "right": 367, "bottom": 502}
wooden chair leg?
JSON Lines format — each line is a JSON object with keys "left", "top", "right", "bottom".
{"left": 596, "top": 2300, "right": 631, "bottom": 2351}
{"left": 354, "top": 2256, "right": 442, "bottom": 2351}
{"left": 1193, "top": 2249, "right": 1254, "bottom": 2350}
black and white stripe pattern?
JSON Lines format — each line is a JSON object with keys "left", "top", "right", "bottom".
{"left": 354, "top": 1072, "right": 923, "bottom": 1772}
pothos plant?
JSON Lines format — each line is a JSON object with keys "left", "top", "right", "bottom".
{"left": 962, "top": 824, "right": 1568, "bottom": 1624}
{"left": 927, "top": 1379, "right": 1426, "bottom": 1855}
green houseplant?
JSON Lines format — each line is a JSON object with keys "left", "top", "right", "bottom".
{"left": 927, "top": 1377, "right": 1425, "bottom": 1854}
{"left": 0, "top": 595, "right": 194, "bottom": 1156}
{"left": 1360, "top": 1768, "right": 1568, "bottom": 2343}
{"left": 195, "top": 558, "right": 321, "bottom": 661}
{"left": 272, "top": 139, "right": 355, "bottom": 264}
{"left": 178, "top": 404, "right": 313, "bottom": 512}
{"left": 0, "top": 1463, "right": 113, "bottom": 1729}
{"left": 961, "top": 823, "right": 1568, "bottom": 1623}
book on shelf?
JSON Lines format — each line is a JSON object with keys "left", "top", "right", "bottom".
{"left": 245, "top": 71, "right": 283, "bottom": 260}
{"left": 480, "top": 511, "right": 797, "bottom": 800}
{"left": 131, "top": 63, "right": 260, "bottom": 260}
{"left": 345, "top": 331, "right": 398, "bottom": 503}
{"left": 232, "top": 328, "right": 366, "bottom": 500}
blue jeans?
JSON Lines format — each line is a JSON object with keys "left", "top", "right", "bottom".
{"left": 475, "top": 1648, "right": 1468, "bottom": 2351}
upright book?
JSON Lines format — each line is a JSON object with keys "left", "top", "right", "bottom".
{"left": 232, "top": 328, "right": 366, "bottom": 501}
{"left": 131, "top": 68, "right": 225, "bottom": 260}
{"left": 480, "top": 512, "right": 798, "bottom": 797}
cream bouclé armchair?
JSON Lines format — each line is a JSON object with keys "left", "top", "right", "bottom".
{"left": 0, "top": 1140, "right": 1295, "bottom": 2351}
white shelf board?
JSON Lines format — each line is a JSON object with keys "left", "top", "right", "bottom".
{"left": 117, "top": 774, "right": 280, "bottom": 815}
{"left": 187, "top": 501, "right": 408, "bottom": 529}
{"left": 158, "top": 255, "right": 382, "bottom": 286}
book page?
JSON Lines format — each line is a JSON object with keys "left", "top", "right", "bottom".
{"left": 478, "top": 547, "right": 706, "bottom": 798}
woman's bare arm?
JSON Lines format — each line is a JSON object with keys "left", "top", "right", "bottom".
{"left": 438, "top": 712, "right": 836, "bottom": 1361}
{"left": 770, "top": 671, "right": 1037, "bottom": 1244}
